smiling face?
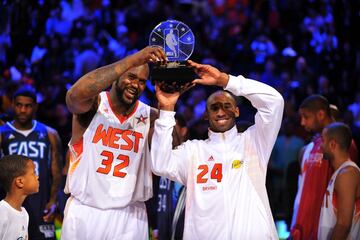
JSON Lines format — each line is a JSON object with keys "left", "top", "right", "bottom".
{"left": 206, "top": 91, "right": 239, "bottom": 133}
{"left": 114, "top": 64, "right": 149, "bottom": 107}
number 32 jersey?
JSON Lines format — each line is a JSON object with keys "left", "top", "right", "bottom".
{"left": 65, "top": 92, "right": 153, "bottom": 209}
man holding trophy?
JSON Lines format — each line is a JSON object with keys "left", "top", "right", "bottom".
{"left": 151, "top": 20, "right": 283, "bottom": 239}
{"left": 61, "top": 18, "right": 282, "bottom": 239}
{"left": 61, "top": 44, "right": 167, "bottom": 239}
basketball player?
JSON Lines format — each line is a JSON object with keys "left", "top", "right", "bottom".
{"left": 61, "top": 46, "right": 168, "bottom": 239}
{"left": 291, "top": 95, "right": 358, "bottom": 240}
{"left": 318, "top": 122, "right": 360, "bottom": 239}
{"left": 0, "top": 86, "right": 62, "bottom": 240}
{"left": 151, "top": 60, "right": 284, "bottom": 239}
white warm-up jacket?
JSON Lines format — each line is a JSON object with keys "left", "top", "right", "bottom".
{"left": 151, "top": 75, "right": 284, "bottom": 240}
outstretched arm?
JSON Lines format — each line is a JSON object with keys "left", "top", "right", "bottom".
{"left": 66, "top": 46, "right": 167, "bottom": 114}
{"left": 150, "top": 83, "right": 192, "bottom": 184}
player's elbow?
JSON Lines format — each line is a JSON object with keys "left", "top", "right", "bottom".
{"left": 274, "top": 92, "right": 285, "bottom": 111}
{"left": 66, "top": 89, "right": 94, "bottom": 114}
{"left": 66, "top": 89, "right": 79, "bottom": 113}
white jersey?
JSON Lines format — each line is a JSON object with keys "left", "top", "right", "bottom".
{"left": 318, "top": 160, "right": 360, "bottom": 240}
{"left": 65, "top": 92, "right": 153, "bottom": 209}
{"left": 151, "top": 75, "right": 284, "bottom": 239}
{"left": 0, "top": 200, "right": 29, "bottom": 240}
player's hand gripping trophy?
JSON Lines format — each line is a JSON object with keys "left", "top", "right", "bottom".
{"left": 149, "top": 20, "right": 197, "bottom": 93}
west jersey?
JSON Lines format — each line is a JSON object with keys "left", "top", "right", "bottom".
{"left": 0, "top": 120, "right": 54, "bottom": 239}
{"left": 318, "top": 160, "right": 360, "bottom": 240}
{"left": 151, "top": 75, "right": 284, "bottom": 239}
{"left": 66, "top": 92, "right": 153, "bottom": 209}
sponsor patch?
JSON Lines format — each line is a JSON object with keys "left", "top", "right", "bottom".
{"left": 232, "top": 160, "right": 243, "bottom": 169}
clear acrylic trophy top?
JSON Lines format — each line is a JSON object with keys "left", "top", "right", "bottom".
{"left": 149, "top": 19, "right": 195, "bottom": 62}
{"left": 149, "top": 20, "right": 197, "bottom": 93}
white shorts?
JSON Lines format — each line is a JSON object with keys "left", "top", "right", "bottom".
{"left": 61, "top": 197, "right": 148, "bottom": 240}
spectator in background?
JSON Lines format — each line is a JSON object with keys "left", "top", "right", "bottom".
{"left": 348, "top": 93, "right": 360, "bottom": 128}
{"left": 261, "top": 58, "right": 281, "bottom": 90}
{"left": 45, "top": 8, "right": 71, "bottom": 38}
{"left": 73, "top": 37, "right": 100, "bottom": 79}
{"left": 268, "top": 117, "right": 305, "bottom": 221}
{"left": 250, "top": 34, "right": 277, "bottom": 65}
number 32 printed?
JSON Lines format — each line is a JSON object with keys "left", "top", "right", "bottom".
{"left": 96, "top": 150, "right": 129, "bottom": 178}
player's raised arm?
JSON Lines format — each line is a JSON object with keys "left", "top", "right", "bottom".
{"left": 66, "top": 46, "right": 167, "bottom": 114}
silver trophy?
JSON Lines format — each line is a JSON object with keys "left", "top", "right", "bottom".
{"left": 149, "top": 20, "right": 196, "bottom": 93}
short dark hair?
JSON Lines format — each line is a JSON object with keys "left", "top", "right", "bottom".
{"left": 0, "top": 155, "right": 31, "bottom": 192}
{"left": 300, "top": 94, "right": 331, "bottom": 116}
{"left": 13, "top": 85, "right": 37, "bottom": 102}
{"left": 324, "top": 122, "right": 352, "bottom": 151}
{"left": 206, "top": 90, "right": 237, "bottom": 111}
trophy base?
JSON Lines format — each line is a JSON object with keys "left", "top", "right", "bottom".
{"left": 151, "top": 61, "right": 197, "bottom": 93}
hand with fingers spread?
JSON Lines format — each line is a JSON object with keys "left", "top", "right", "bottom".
{"left": 128, "top": 46, "right": 168, "bottom": 67}
{"left": 187, "top": 60, "right": 229, "bottom": 87}
{"left": 155, "top": 81, "right": 194, "bottom": 111}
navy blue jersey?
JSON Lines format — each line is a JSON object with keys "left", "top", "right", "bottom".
{"left": 0, "top": 120, "right": 55, "bottom": 239}
{"left": 156, "top": 177, "right": 175, "bottom": 240}
{"left": 156, "top": 177, "right": 185, "bottom": 240}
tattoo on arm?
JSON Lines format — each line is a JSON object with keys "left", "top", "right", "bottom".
{"left": 82, "top": 61, "right": 129, "bottom": 97}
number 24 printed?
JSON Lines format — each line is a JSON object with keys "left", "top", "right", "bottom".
{"left": 197, "top": 163, "right": 223, "bottom": 183}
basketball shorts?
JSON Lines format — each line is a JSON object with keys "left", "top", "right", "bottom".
{"left": 61, "top": 196, "right": 148, "bottom": 240}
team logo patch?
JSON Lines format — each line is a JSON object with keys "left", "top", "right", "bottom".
{"left": 136, "top": 114, "right": 148, "bottom": 124}
{"left": 207, "top": 155, "right": 215, "bottom": 161}
{"left": 232, "top": 160, "right": 243, "bottom": 169}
